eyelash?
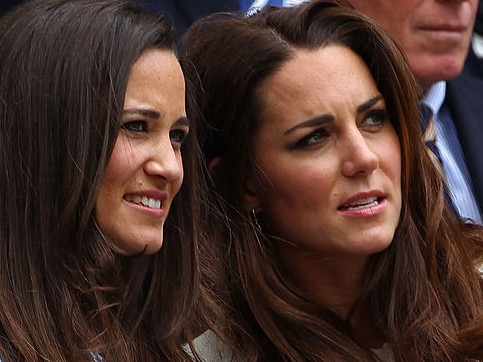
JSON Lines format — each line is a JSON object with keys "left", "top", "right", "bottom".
{"left": 121, "top": 120, "right": 189, "bottom": 148}
{"left": 122, "top": 120, "right": 146, "bottom": 133}
{"left": 294, "top": 109, "right": 388, "bottom": 149}
{"left": 361, "top": 109, "right": 388, "bottom": 129}
{"left": 170, "top": 129, "right": 189, "bottom": 148}
{"left": 295, "top": 128, "right": 329, "bottom": 149}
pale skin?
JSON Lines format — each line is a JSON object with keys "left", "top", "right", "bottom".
{"left": 244, "top": 46, "right": 402, "bottom": 331}
{"left": 348, "top": 0, "right": 478, "bottom": 91}
{"left": 96, "top": 49, "right": 189, "bottom": 255}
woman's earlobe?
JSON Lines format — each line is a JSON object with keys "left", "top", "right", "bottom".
{"left": 243, "top": 179, "right": 263, "bottom": 213}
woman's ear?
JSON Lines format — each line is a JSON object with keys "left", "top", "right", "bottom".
{"left": 243, "top": 177, "right": 264, "bottom": 213}
{"left": 210, "top": 157, "right": 264, "bottom": 212}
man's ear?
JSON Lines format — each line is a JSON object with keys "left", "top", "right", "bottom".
{"left": 243, "top": 176, "right": 264, "bottom": 213}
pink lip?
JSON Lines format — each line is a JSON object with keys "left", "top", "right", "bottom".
{"left": 126, "top": 189, "right": 168, "bottom": 201}
{"left": 340, "top": 190, "right": 385, "bottom": 206}
{"left": 420, "top": 24, "right": 466, "bottom": 32}
{"left": 338, "top": 190, "right": 387, "bottom": 218}
{"left": 417, "top": 18, "right": 470, "bottom": 37}
{"left": 123, "top": 189, "right": 168, "bottom": 218}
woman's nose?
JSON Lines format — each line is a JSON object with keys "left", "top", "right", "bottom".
{"left": 143, "top": 138, "right": 183, "bottom": 182}
{"left": 340, "top": 130, "right": 379, "bottom": 177}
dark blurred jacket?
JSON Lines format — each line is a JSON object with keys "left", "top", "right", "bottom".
{"left": 136, "top": 0, "right": 238, "bottom": 36}
{"left": 464, "top": 1, "right": 483, "bottom": 78}
{"left": 446, "top": 73, "right": 483, "bottom": 212}
{"left": 0, "top": 0, "right": 24, "bottom": 16}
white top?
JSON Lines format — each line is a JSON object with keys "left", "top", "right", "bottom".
{"left": 190, "top": 330, "right": 394, "bottom": 361}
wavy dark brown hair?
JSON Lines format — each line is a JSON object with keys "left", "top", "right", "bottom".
{"left": 0, "top": 0, "right": 221, "bottom": 360}
{"left": 180, "top": 0, "right": 483, "bottom": 360}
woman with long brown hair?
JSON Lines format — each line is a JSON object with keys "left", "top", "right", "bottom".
{"left": 0, "top": 0, "right": 220, "bottom": 360}
{"left": 181, "top": 1, "right": 483, "bottom": 360}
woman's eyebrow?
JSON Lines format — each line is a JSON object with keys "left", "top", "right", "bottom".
{"left": 357, "top": 95, "right": 384, "bottom": 113}
{"left": 174, "top": 116, "right": 190, "bottom": 128}
{"left": 284, "top": 114, "right": 333, "bottom": 135}
{"left": 284, "top": 95, "right": 384, "bottom": 136}
{"left": 122, "top": 108, "right": 161, "bottom": 119}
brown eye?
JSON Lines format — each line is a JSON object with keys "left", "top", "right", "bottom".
{"left": 361, "top": 110, "right": 387, "bottom": 129}
{"left": 122, "top": 121, "right": 147, "bottom": 133}
{"left": 295, "top": 128, "right": 329, "bottom": 149}
{"left": 170, "top": 128, "right": 189, "bottom": 148}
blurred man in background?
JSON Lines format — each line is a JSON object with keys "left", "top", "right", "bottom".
{"left": 348, "top": 0, "right": 483, "bottom": 224}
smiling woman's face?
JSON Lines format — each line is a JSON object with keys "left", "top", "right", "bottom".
{"left": 245, "top": 46, "right": 401, "bottom": 261}
{"left": 96, "top": 49, "right": 189, "bottom": 255}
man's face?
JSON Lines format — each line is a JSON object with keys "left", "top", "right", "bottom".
{"left": 349, "top": 0, "right": 478, "bottom": 91}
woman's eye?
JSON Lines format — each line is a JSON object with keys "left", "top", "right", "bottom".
{"left": 122, "top": 120, "right": 147, "bottom": 133}
{"left": 294, "top": 129, "right": 328, "bottom": 149}
{"left": 362, "top": 110, "right": 388, "bottom": 129}
{"left": 170, "top": 128, "right": 189, "bottom": 147}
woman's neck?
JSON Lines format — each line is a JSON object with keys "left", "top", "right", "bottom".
{"left": 278, "top": 245, "right": 368, "bottom": 319}
{"left": 279, "top": 245, "right": 387, "bottom": 348}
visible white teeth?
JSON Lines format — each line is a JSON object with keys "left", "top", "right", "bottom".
{"left": 342, "top": 196, "right": 379, "bottom": 210}
{"left": 347, "top": 196, "right": 378, "bottom": 207}
{"left": 148, "top": 199, "right": 161, "bottom": 208}
{"left": 124, "top": 195, "right": 162, "bottom": 209}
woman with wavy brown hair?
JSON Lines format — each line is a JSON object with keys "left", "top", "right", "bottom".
{"left": 181, "top": 0, "right": 483, "bottom": 360}
{"left": 0, "top": 0, "right": 222, "bottom": 360}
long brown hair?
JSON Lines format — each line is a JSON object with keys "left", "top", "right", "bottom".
{"left": 181, "top": 0, "right": 483, "bottom": 360}
{"left": 0, "top": 0, "right": 215, "bottom": 360}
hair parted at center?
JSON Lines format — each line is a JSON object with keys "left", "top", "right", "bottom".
{"left": 180, "top": 0, "right": 483, "bottom": 360}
